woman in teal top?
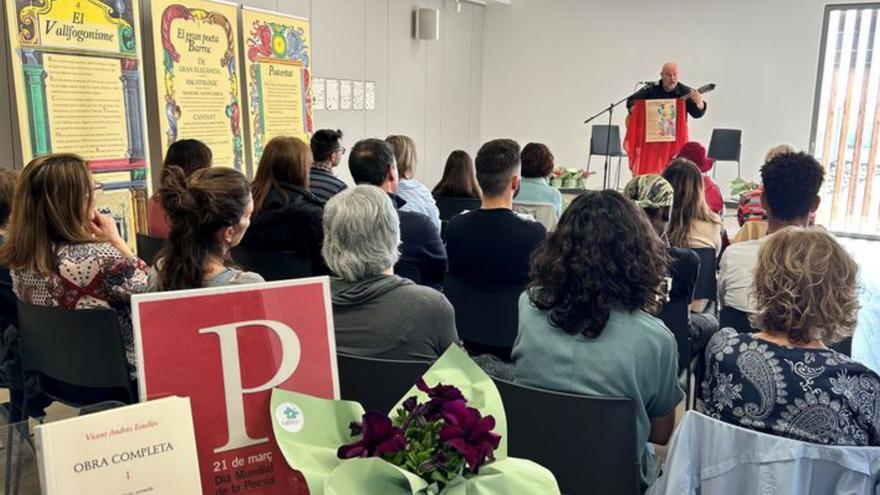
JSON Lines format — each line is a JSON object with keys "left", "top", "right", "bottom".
{"left": 512, "top": 190, "right": 683, "bottom": 490}
{"left": 515, "top": 143, "right": 563, "bottom": 216}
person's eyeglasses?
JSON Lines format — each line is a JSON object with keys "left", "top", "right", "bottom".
{"left": 336, "top": 146, "right": 347, "bottom": 155}
{"left": 91, "top": 183, "right": 105, "bottom": 193}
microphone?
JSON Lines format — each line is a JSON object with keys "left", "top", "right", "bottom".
{"left": 639, "top": 81, "right": 657, "bottom": 86}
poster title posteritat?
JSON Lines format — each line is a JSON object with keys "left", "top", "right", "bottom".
{"left": 5, "top": 0, "right": 151, "bottom": 251}
{"left": 242, "top": 7, "right": 312, "bottom": 169}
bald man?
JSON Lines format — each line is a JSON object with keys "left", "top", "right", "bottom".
{"left": 626, "top": 62, "right": 707, "bottom": 118}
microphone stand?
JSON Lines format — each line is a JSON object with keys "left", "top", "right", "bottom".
{"left": 583, "top": 82, "right": 653, "bottom": 190}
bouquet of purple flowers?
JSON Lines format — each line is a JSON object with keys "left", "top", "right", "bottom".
{"left": 338, "top": 378, "right": 501, "bottom": 488}
{"left": 271, "top": 345, "right": 559, "bottom": 495}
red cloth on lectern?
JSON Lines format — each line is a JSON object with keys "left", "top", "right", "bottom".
{"left": 624, "top": 99, "right": 689, "bottom": 176}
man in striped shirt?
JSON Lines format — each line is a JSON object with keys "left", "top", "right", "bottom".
{"left": 309, "top": 129, "right": 348, "bottom": 203}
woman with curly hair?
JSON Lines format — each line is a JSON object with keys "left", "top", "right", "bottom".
{"left": 512, "top": 189, "right": 683, "bottom": 489}
{"left": 702, "top": 227, "right": 880, "bottom": 446}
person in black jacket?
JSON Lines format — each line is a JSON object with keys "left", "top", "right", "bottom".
{"left": 626, "top": 62, "right": 707, "bottom": 119}
{"left": 623, "top": 174, "right": 718, "bottom": 357}
{"left": 348, "top": 139, "right": 447, "bottom": 289}
{"left": 240, "top": 136, "right": 328, "bottom": 274}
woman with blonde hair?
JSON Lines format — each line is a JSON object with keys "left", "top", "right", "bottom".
{"left": 239, "top": 136, "right": 327, "bottom": 274}
{"left": 386, "top": 135, "right": 441, "bottom": 231}
{"left": 702, "top": 227, "right": 880, "bottom": 446}
{"left": 0, "top": 154, "right": 149, "bottom": 370}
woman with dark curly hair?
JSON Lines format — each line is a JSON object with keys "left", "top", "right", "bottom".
{"left": 702, "top": 227, "right": 880, "bottom": 446}
{"left": 512, "top": 189, "right": 683, "bottom": 489}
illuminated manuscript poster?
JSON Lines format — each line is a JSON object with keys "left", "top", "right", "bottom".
{"left": 242, "top": 7, "right": 311, "bottom": 167}
{"left": 150, "top": 0, "right": 243, "bottom": 169}
{"left": 5, "top": 0, "right": 150, "bottom": 245}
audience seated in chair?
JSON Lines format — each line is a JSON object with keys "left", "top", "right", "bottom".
{"left": 239, "top": 136, "right": 328, "bottom": 274}
{"left": 387, "top": 134, "right": 441, "bottom": 232}
{"left": 515, "top": 142, "right": 563, "bottom": 217}
{"left": 148, "top": 166, "right": 263, "bottom": 290}
{"left": 624, "top": 175, "right": 718, "bottom": 357}
{"left": 0, "top": 154, "right": 149, "bottom": 372}
{"left": 702, "top": 227, "right": 880, "bottom": 446}
{"left": 718, "top": 151, "right": 823, "bottom": 314}
{"left": 433, "top": 150, "right": 482, "bottom": 200}
{"left": 663, "top": 158, "right": 723, "bottom": 313}
{"left": 674, "top": 141, "right": 723, "bottom": 217}
{"left": 445, "top": 139, "right": 546, "bottom": 287}
{"left": 309, "top": 129, "right": 348, "bottom": 203}
{"left": 512, "top": 189, "right": 683, "bottom": 490}
{"left": 147, "top": 139, "right": 212, "bottom": 238}
{"left": 348, "top": 138, "right": 447, "bottom": 289}
{"left": 323, "top": 185, "right": 457, "bottom": 361}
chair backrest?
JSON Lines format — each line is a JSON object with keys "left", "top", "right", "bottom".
{"left": 434, "top": 196, "right": 481, "bottom": 221}
{"left": 707, "top": 129, "right": 742, "bottom": 162}
{"left": 648, "top": 411, "right": 880, "bottom": 495}
{"left": 494, "top": 378, "right": 639, "bottom": 495}
{"left": 719, "top": 306, "right": 754, "bottom": 334}
{"left": 231, "top": 247, "right": 312, "bottom": 281}
{"left": 443, "top": 274, "right": 524, "bottom": 350}
{"left": 135, "top": 233, "right": 165, "bottom": 265}
{"left": 589, "top": 125, "right": 623, "bottom": 156}
{"left": 692, "top": 248, "right": 718, "bottom": 303}
{"left": 16, "top": 301, "right": 135, "bottom": 404}
{"left": 829, "top": 336, "right": 853, "bottom": 356}
{"left": 512, "top": 202, "right": 558, "bottom": 231}
{"left": 658, "top": 298, "right": 690, "bottom": 373}
{"left": 336, "top": 353, "right": 431, "bottom": 414}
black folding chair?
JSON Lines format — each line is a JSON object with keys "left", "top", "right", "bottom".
{"left": 657, "top": 298, "right": 693, "bottom": 409}
{"left": 692, "top": 248, "right": 718, "bottom": 309}
{"left": 336, "top": 353, "right": 431, "bottom": 414}
{"left": 829, "top": 337, "right": 853, "bottom": 356}
{"left": 494, "top": 378, "right": 639, "bottom": 495}
{"left": 231, "top": 247, "right": 312, "bottom": 281}
{"left": 16, "top": 302, "right": 137, "bottom": 413}
{"left": 434, "top": 196, "right": 481, "bottom": 221}
{"left": 443, "top": 274, "right": 524, "bottom": 361}
{"left": 135, "top": 233, "right": 165, "bottom": 265}
{"left": 719, "top": 305, "right": 754, "bottom": 334}
{"left": 586, "top": 125, "right": 626, "bottom": 189}
{"left": 708, "top": 128, "right": 742, "bottom": 179}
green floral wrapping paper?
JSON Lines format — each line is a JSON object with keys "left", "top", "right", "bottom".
{"left": 270, "top": 345, "right": 560, "bottom": 494}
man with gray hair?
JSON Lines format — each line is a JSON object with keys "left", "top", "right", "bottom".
{"left": 348, "top": 138, "right": 446, "bottom": 289}
{"left": 323, "top": 185, "right": 458, "bottom": 360}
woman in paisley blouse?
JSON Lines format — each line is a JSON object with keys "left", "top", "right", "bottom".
{"left": 0, "top": 154, "right": 149, "bottom": 372}
{"left": 701, "top": 226, "right": 880, "bottom": 446}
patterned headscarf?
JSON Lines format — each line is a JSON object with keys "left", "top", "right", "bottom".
{"left": 623, "top": 174, "right": 674, "bottom": 209}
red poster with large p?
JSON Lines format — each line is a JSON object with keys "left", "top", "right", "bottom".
{"left": 132, "top": 277, "right": 337, "bottom": 495}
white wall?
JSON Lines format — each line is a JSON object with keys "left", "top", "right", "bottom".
{"left": 480, "top": 0, "right": 872, "bottom": 191}
{"left": 200, "top": 0, "right": 485, "bottom": 187}
{"left": 1, "top": 0, "right": 485, "bottom": 188}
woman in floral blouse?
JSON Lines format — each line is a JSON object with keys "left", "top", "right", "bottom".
{"left": 0, "top": 154, "right": 149, "bottom": 372}
{"left": 701, "top": 226, "right": 880, "bottom": 446}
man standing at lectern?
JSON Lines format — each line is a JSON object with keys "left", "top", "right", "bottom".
{"left": 627, "top": 62, "right": 707, "bottom": 118}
